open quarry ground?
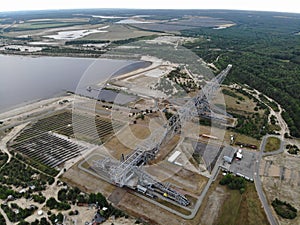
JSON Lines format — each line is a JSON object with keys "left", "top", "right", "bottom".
{"left": 0, "top": 43, "right": 280, "bottom": 225}
{"left": 260, "top": 152, "right": 300, "bottom": 225}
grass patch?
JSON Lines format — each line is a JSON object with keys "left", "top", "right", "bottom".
{"left": 268, "top": 124, "right": 281, "bottom": 132}
{"left": 214, "top": 183, "right": 269, "bottom": 225}
{"left": 235, "top": 184, "right": 269, "bottom": 225}
{"left": 222, "top": 89, "right": 245, "bottom": 101}
{"left": 264, "top": 137, "right": 281, "bottom": 152}
{"left": 213, "top": 189, "right": 242, "bottom": 225}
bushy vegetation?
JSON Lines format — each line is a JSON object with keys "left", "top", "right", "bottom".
{"left": 222, "top": 89, "right": 245, "bottom": 101}
{"left": 15, "top": 153, "right": 58, "bottom": 177}
{"left": 58, "top": 186, "right": 81, "bottom": 204}
{"left": 46, "top": 197, "right": 71, "bottom": 210}
{"left": 111, "top": 35, "right": 159, "bottom": 45}
{"left": 0, "top": 184, "right": 22, "bottom": 200}
{"left": 18, "top": 217, "right": 51, "bottom": 225}
{"left": 286, "top": 144, "right": 300, "bottom": 155}
{"left": 164, "top": 110, "right": 174, "bottom": 120}
{"left": 166, "top": 68, "right": 198, "bottom": 93}
{"left": 229, "top": 112, "right": 269, "bottom": 139}
{"left": 0, "top": 152, "right": 8, "bottom": 167}
{"left": 65, "top": 40, "right": 110, "bottom": 45}
{"left": 32, "top": 193, "right": 46, "bottom": 204}
{"left": 220, "top": 174, "right": 246, "bottom": 194}
{"left": 221, "top": 87, "right": 275, "bottom": 139}
{"left": 41, "top": 46, "right": 105, "bottom": 55}
{"left": 272, "top": 198, "right": 297, "bottom": 219}
{"left": 182, "top": 11, "right": 300, "bottom": 137}
{"left": 259, "top": 94, "right": 279, "bottom": 112}
{"left": 49, "top": 213, "right": 64, "bottom": 224}
{"left": 0, "top": 212, "right": 5, "bottom": 224}
{"left": 0, "top": 157, "right": 54, "bottom": 191}
{"left": 1, "top": 203, "right": 36, "bottom": 222}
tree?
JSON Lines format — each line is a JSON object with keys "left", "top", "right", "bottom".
{"left": 40, "top": 217, "right": 50, "bottom": 225}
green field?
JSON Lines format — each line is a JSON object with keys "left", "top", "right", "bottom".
{"left": 214, "top": 184, "right": 269, "bottom": 225}
{"left": 264, "top": 136, "right": 281, "bottom": 152}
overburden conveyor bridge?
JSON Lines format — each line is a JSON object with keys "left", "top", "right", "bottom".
{"left": 94, "top": 64, "right": 232, "bottom": 206}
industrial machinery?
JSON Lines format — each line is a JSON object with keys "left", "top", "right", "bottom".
{"left": 93, "top": 65, "right": 232, "bottom": 206}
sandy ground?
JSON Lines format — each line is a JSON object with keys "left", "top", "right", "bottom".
{"left": 199, "top": 186, "right": 227, "bottom": 225}
{"left": 0, "top": 95, "right": 73, "bottom": 124}
{"left": 117, "top": 192, "right": 187, "bottom": 225}
{"left": 260, "top": 153, "right": 300, "bottom": 225}
{"left": 0, "top": 122, "right": 29, "bottom": 166}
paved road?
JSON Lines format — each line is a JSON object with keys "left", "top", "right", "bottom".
{"left": 261, "top": 135, "right": 284, "bottom": 157}
{"left": 0, "top": 123, "right": 29, "bottom": 169}
{"left": 253, "top": 135, "right": 282, "bottom": 225}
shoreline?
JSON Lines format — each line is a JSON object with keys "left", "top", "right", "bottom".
{"left": 0, "top": 54, "right": 152, "bottom": 118}
{"left": 0, "top": 94, "right": 73, "bottom": 122}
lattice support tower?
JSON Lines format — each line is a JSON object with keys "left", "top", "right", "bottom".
{"left": 96, "top": 65, "right": 232, "bottom": 204}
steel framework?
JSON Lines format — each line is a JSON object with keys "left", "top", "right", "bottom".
{"left": 94, "top": 64, "right": 232, "bottom": 206}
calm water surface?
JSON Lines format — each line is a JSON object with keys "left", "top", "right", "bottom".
{"left": 0, "top": 55, "right": 148, "bottom": 113}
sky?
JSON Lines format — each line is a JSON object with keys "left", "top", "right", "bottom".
{"left": 1, "top": 0, "right": 300, "bottom": 14}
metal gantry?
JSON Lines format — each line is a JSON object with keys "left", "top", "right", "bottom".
{"left": 95, "top": 65, "right": 232, "bottom": 206}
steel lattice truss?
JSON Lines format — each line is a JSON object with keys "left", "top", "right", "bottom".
{"left": 94, "top": 64, "right": 232, "bottom": 206}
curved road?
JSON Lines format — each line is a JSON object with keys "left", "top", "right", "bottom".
{"left": 0, "top": 123, "right": 29, "bottom": 168}
{"left": 254, "top": 135, "right": 285, "bottom": 225}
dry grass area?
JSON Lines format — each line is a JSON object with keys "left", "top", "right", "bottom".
{"left": 104, "top": 122, "right": 151, "bottom": 159}
{"left": 214, "top": 184, "right": 268, "bottom": 225}
{"left": 219, "top": 87, "right": 264, "bottom": 115}
{"left": 195, "top": 174, "right": 268, "bottom": 225}
{"left": 164, "top": 168, "right": 208, "bottom": 196}
{"left": 129, "top": 124, "right": 151, "bottom": 139}
{"left": 264, "top": 136, "right": 281, "bottom": 152}
{"left": 183, "top": 122, "right": 227, "bottom": 146}
{"left": 104, "top": 135, "right": 132, "bottom": 161}
{"left": 261, "top": 154, "right": 300, "bottom": 225}
{"left": 225, "top": 131, "right": 261, "bottom": 149}
{"left": 61, "top": 160, "right": 116, "bottom": 197}
{"left": 193, "top": 174, "right": 227, "bottom": 225}
{"left": 132, "top": 98, "right": 156, "bottom": 110}
{"left": 117, "top": 191, "right": 187, "bottom": 225}
{"left": 102, "top": 217, "right": 138, "bottom": 225}
{"left": 104, "top": 115, "right": 164, "bottom": 159}
{"left": 199, "top": 186, "right": 227, "bottom": 225}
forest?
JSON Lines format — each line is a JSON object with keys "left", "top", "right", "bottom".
{"left": 182, "top": 11, "right": 300, "bottom": 137}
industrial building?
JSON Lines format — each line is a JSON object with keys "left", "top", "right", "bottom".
{"left": 223, "top": 146, "right": 237, "bottom": 163}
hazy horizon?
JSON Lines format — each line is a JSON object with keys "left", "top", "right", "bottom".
{"left": 1, "top": 0, "right": 300, "bottom": 14}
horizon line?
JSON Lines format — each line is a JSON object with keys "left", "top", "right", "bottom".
{"left": 1, "top": 8, "right": 300, "bottom": 15}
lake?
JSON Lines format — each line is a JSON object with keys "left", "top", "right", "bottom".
{"left": 0, "top": 55, "right": 149, "bottom": 113}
